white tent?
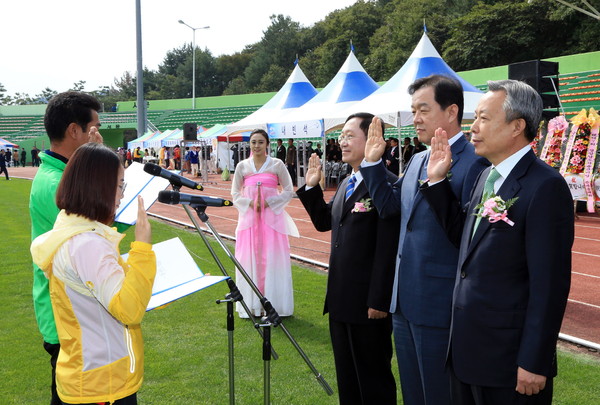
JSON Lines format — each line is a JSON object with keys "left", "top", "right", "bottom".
{"left": 325, "top": 33, "right": 483, "bottom": 130}
{"left": 270, "top": 50, "right": 380, "bottom": 137}
{"left": 127, "top": 130, "right": 157, "bottom": 150}
{"left": 226, "top": 62, "right": 318, "bottom": 135}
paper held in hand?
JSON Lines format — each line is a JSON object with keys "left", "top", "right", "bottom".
{"left": 114, "top": 162, "right": 173, "bottom": 225}
{"left": 122, "top": 237, "right": 229, "bottom": 311}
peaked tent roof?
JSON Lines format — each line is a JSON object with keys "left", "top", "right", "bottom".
{"left": 127, "top": 130, "right": 158, "bottom": 150}
{"left": 274, "top": 50, "right": 380, "bottom": 125}
{"left": 226, "top": 63, "right": 318, "bottom": 134}
{"left": 0, "top": 137, "right": 19, "bottom": 148}
{"left": 325, "top": 33, "right": 483, "bottom": 129}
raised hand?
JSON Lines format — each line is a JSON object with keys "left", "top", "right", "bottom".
{"left": 365, "top": 116, "right": 387, "bottom": 162}
{"left": 135, "top": 196, "right": 152, "bottom": 244}
{"left": 305, "top": 153, "right": 322, "bottom": 188}
{"left": 88, "top": 126, "right": 103, "bottom": 143}
{"left": 427, "top": 128, "right": 452, "bottom": 183}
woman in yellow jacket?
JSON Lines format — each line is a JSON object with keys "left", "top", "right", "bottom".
{"left": 31, "top": 143, "right": 156, "bottom": 405}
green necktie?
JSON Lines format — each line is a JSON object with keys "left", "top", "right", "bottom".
{"left": 472, "top": 168, "right": 501, "bottom": 239}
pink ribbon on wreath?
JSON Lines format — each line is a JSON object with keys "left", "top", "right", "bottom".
{"left": 559, "top": 121, "right": 580, "bottom": 176}
{"left": 583, "top": 108, "right": 600, "bottom": 212}
{"left": 540, "top": 116, "right": 568, "bottom": 163}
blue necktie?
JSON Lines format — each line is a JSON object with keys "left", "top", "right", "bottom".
{"left": 345, "top": 174, "right": 356, "bottom": 200}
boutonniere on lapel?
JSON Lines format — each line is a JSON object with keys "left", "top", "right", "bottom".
{"left": 474, "top": 194, "right": 519, "bottom": 226}
{"left": 352, "top": 198, "right": 373, "bottom": 213}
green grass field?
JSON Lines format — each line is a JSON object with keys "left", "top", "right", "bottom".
{"left": 2, "top": 178, "right": 600, "bottom": 404}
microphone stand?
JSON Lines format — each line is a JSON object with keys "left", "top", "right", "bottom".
{"left": 171, "top": 189, "right": 276, "bottom": 405}
{"left": 169, "top": 184, "right": 333, "bottom": 402}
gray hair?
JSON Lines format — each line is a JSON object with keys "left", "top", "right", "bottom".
{"left": 487, "top": 80, "right": 542, "bottom": 142}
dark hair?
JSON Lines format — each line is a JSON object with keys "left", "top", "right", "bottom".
{"left": 250, "top": 129, "right": 269, "bottom": 142}
{"left": 345, "top": 112, "right": 385, "bottom": 138}
{"left": 44, "top": 91, "right": 101, "bottom": 143}
{"left": 408, "top": 74, "right": 464, "bottom": 124}
{"left": 56, "top": 143, "right": 122, "bottom": 225}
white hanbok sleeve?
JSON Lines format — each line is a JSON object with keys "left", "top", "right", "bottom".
{"left": 231, "top": 161, "right": 252, "bottom": 214}
{"left": 265, "top": 160, "right": 295, "bottom": 215}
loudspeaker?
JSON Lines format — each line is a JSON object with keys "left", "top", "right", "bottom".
{"left": 508, "top": 60, "right": 560, "bottom": 110}
{"left": 183, "top": 123, "right": 198, "bottom": 141}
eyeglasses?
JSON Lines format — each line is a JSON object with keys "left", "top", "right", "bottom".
{"left": 338, "top": 134, "right": 357, "bottom": 144}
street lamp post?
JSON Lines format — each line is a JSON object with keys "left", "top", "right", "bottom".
{"left": 179, "top": 20, "right": 210, "bottom": 109}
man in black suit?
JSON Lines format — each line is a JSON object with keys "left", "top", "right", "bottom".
{"left": 275, "top": 138, "right": 286, "bottom": 162}
{"left": 385, "top": 137, "right": 400, "bottom": 175}
{"left": 285, "top": 138, "right": 297, "bottom": 186}
{"left": 297, "top": 113, "right": 398, "bottom": 405}
{"left": 422, "top": 80, "right": 573, "bottom": 404}
{"left": 413, "top": 136, "right": 427, "bottom": 153}
{"left": 401, "top": 137, "right": 414, "bottom": 167}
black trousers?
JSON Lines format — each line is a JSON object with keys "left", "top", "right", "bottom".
{"left": 43, "top": 341, "right": 62, "bottom": 405}
{"left": 329, "top": 317, "right": 397, "bottom": 405}
{"left": 449, "top": 366, "right": 553, "bottom": 405}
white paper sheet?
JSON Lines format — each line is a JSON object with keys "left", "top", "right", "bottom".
{"left": 114, "top": 162, "right": 173, "bottom": 225}
{"left": 122, "top": 237, "right": 228, "bottom": 311}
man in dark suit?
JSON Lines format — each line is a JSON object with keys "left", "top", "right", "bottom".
{"left": 413, "top": 136, "right": 427, "bottom": 153}
{"left": 422, "top": 79, "right": 573, "bottom": 404}
{"left": 285, "top": 138, "right": 297, "bottom": 186}
{"left": 385, "top": 137, "right": 400, "bottom": 175}
{"left": 275, "top": 138, "right": 286, "bottom": 162}
{"left": 297, "top": 112, "right": 398, "bottom": 405}
{"left": 361, "top": 75, "right": 488, "bottom": 405}
{"left": 401, "top": 137, "right": 414, "bottom": 167}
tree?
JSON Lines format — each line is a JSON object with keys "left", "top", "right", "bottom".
{"left": 366, "top": 0, "right": 450, "bottom": 81}
{"left": 255, "top": 65, "right": 289, "bottom": 93}
{"left": 0, "top": 83, "right": 11, "bottom": 105}
{"left": 300, "top": 1, "right": 385, "bottom": 86}
{"left": 243, "top": 14, "right": 304, "bottom": 91}
{"left": 216, "top": 52, "right": 252, "bottom": 93}
{"left": 222, "top": 76, "right": 248, "bottom": 95}
{"left": 158, "top": 44, "right": 193, "bottom": 76}
{"left": 33, "top": 87, "right": 58, "bottom": 104}
{"left": 69, "top": 80, "right": 86, "bottom": 92}
{"left": 113, "top": 72, "right": 137, "bottom": 100}
{"left": 441, "top": 0, "right": 596, "bottom": 71}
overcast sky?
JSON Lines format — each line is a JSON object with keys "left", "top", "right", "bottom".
{"left": 1, "top": 0, "right": 358, "bottom": 97}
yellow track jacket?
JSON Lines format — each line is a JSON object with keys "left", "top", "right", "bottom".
{"left": 31, "top": 211, "right": 156, "bottom": 404}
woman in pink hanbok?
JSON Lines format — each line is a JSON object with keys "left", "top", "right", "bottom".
{"left": 231, "top": 130, "right": 298, "bottom": 318}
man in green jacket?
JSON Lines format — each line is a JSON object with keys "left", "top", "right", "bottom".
{"left": 30, "top": 91, "right": 102, "bottom": 405}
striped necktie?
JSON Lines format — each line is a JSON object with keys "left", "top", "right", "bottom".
{"left": 472, "top": 168, "right": 501, "bottom": 238}
{"left": 345, "top": 174, "right": 356, "bottom": 201}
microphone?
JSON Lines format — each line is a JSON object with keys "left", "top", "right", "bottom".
{"left": 144, "top": 163, "right": 203, "bottom": 191}
{"left": 158, "top": 190, "right": 233, "bottom": 207}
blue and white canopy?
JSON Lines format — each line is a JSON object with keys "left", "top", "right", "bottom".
{"left": 275, "top": 50, "right": 380, "bottom": 127}
{"left": 226, "top": 62, "right": 318, "bottom": 135}
{"left": 327, "top": 33, "right": 483, "bottom": 129}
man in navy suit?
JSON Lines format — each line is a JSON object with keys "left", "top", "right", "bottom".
{"left": 422, "top": 80, "right": 573, "bottom": 404}
{"left": 361, "top": 75, "right": 488, "bottom": 405}
{"left": 297, "top": 113, "right": 398, "bottom": 404}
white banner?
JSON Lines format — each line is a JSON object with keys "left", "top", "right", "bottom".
{"left": 267, "top": 119, "right": 324, "bottom": 139}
